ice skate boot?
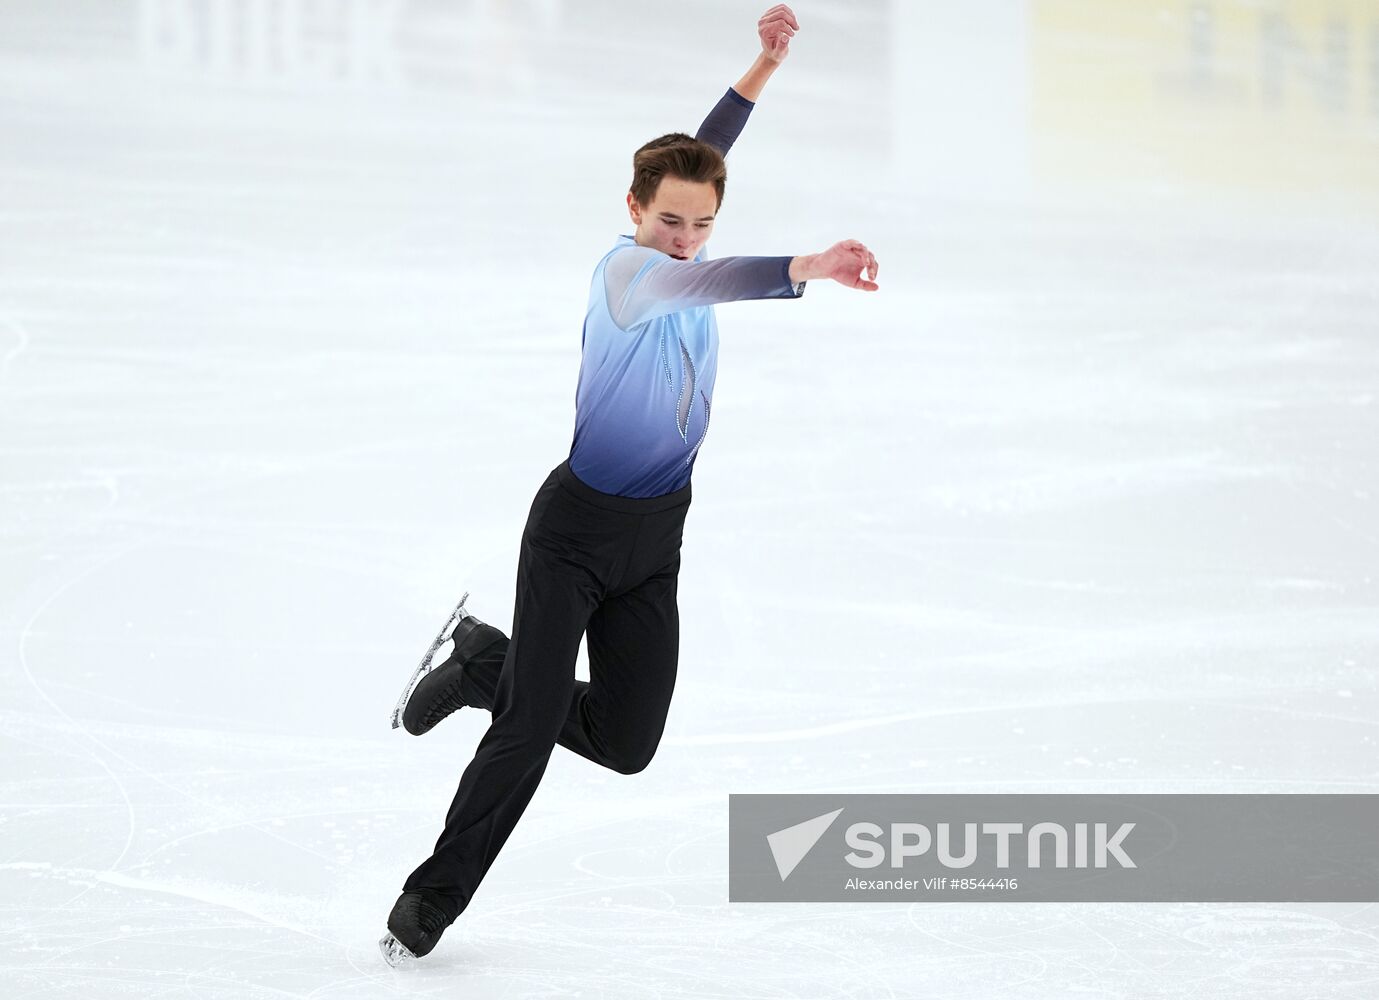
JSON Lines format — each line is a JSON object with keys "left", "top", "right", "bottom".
{"left": 390, "top": 593, "right": 505, "bottom": 734}
{"left": 378, "top": 891, "right": 451, "bottom": 967}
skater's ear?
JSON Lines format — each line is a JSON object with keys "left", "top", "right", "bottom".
{"left": 627, "top": 191, "right": 643, "bottom": 225}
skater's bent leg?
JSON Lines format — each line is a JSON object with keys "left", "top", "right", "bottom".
{"left": 458, "top": 635, "right": 587, "bottom": 726}
{"left": 557, "top": 557, "right": 680, "bottom": 775}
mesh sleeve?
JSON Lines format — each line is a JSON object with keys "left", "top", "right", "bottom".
{"left": 695, "top": 87, "right": 754, "bottom": 155}
{"left": 604, "top": 247, "right": 802, "bottom": 331}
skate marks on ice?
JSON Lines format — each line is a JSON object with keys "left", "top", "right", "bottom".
{"left": 0, "top": 712, "right": 426, "bottom": 998}
{"left": 364, "top": 782, "right": 1379, "bottom": 998}
{"left": 5, "top": 735, "right": 1379, "bottom": 999}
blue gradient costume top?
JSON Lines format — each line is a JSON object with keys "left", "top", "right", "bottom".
{"left": 568, "top": 88, "right": 808, "bottom": 498}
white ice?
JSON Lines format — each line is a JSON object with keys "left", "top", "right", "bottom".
{"left": 2, "top": 1, "right": 1377, "bottom": 997}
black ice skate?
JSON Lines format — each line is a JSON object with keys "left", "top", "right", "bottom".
{"left": 390, "top": 592, "right": 504, "bottom": 735}
{"left": 378, "top": 891, "right": 452, "bottom": 967}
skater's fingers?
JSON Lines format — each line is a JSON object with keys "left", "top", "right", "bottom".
{"left": 838, "top": 244, "right": 871, "bottom": 278}
{"left": 827, "top": 242, "right": 851, "bottom": 270}
{"left": 837, "top": 245, "right": 877, "bottom": 291}
{"left": 761, "top": 17, "right": 795, "bottom": 38}
{"left": 759, "top": 11, "right": 797, "bottom": 35}
{"left": 765, "top": 4, "right": 800, "bottom": 30}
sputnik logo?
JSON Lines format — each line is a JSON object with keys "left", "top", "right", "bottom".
{"left": 766, "top": 807, "right": 844, "bottom": 881}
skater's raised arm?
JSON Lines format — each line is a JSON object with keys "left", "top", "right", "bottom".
{"left": 695, "top": 4, "right": 799, "bottom": 155}
{"left": 735, "top": 4, "right": 797, "bottom": 100}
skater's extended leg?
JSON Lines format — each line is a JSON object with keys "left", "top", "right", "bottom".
{"left": 395, "top": 463, "right": 689, "bottom": 936}
{"left": 401, "top": 542, "right": 597, "bottom": 920}
{"left": 399, "top": 468, "right": 619, "bottom": 923}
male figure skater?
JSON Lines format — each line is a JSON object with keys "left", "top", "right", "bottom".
{"left": 380, "top": 5, "right": 878, "bottom": 966}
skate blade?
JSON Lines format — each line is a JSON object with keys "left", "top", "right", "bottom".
{"left": 378, "top": 931, "right": 418, "bottom": 968}
{"left": 389, "top": 592, "right": 470, "bottom": 730}
{"left": 388, "top": 664, "right": 429, "bottom": 731}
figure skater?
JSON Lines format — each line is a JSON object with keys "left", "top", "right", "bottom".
{"left": 381, "top": 4, "right": 878, "bottom": 965}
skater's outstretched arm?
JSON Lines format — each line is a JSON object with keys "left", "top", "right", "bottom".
{"left": 695, "top": 4, "right": 799, "bottom": 155}
{"left": 607, "top": 250, "right": 802, "bottom": 330}
{"left": 606, "top": 236, "right": 879, "bottom": 330}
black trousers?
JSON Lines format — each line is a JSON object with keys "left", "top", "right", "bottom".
{"left": 403, "top": 460, "right": 691, "bottom": 921}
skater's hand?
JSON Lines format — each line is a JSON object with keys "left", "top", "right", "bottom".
{"left": 758, "top": 4, "right": 798, "bottom": 63}
{"left": 791, "top": 240, "right": 879, "bottom": 291}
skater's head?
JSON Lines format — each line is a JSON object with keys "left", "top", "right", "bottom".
{"left": 627, "top": 133, "right": 726, "bottom": 261}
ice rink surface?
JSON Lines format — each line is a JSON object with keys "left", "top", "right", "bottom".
{"left": 3, "top": 0, "right": 1377, "bottom": 996}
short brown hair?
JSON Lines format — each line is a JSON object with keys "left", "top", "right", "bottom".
{"left": 629, "top": 133, "right": 727, "bottom": 211}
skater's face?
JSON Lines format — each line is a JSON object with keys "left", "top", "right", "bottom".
{"left": 627, "top": 176, "right": 718, "bottom": 261}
